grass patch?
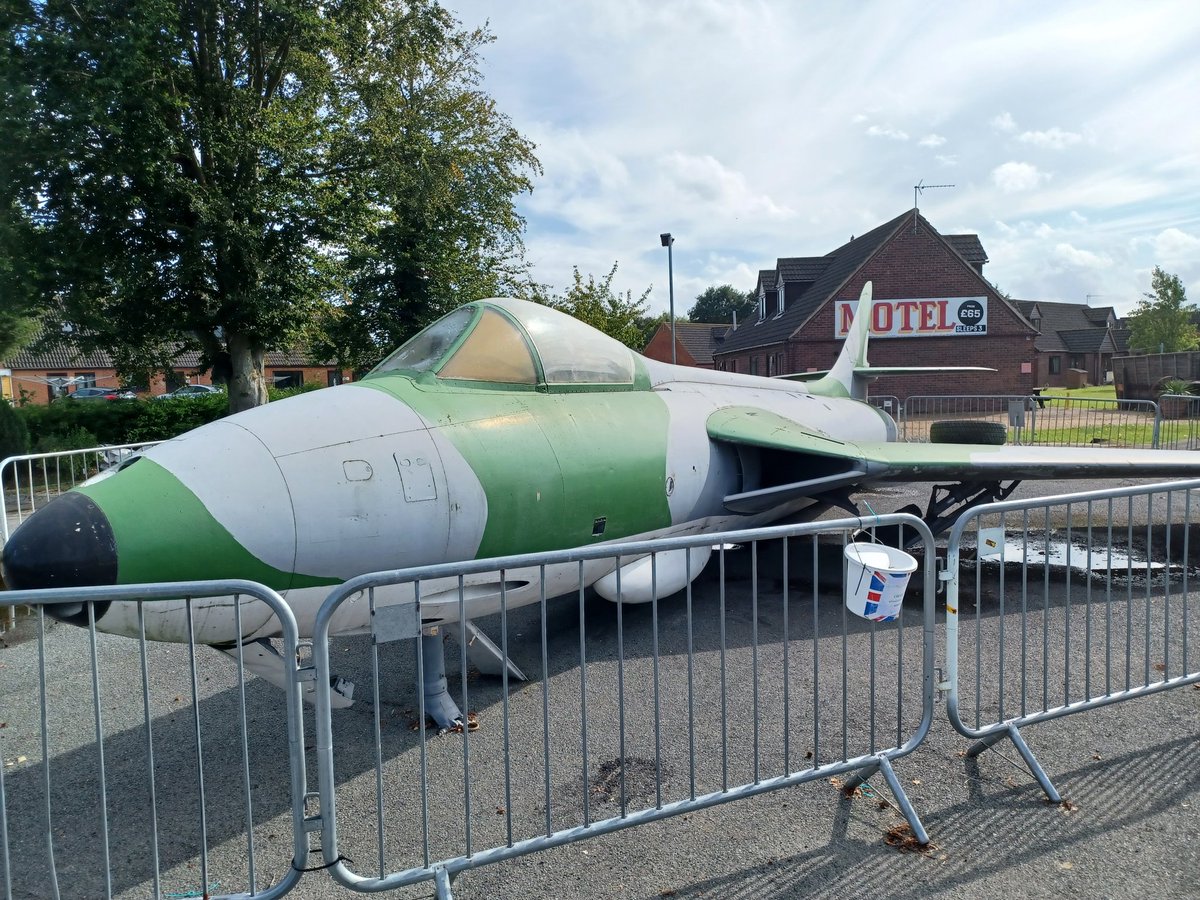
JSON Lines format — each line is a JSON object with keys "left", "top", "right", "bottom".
{"left": 1036, "top": 385, "right": 1117, "bottom": 404}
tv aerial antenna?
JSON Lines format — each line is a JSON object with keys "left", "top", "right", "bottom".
{"left": 913, "top": 179, "right": 955, "bottom": 210}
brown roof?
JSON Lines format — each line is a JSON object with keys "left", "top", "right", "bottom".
{"left": 4, "top": 331, "right": 337, "bottom": 371}
{"left": 650, "top": 321, "right": 730, "bottom": 366}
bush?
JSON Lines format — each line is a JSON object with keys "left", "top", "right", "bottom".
{"left": 16, "top": 394, "right": 228, "bottom": 448}
{"left": 0, "top": 400, "right": 30, "bottom": 463}
{"left": 267, "top": 380, "right": 326, "bottom": 402}
{"left": 124, "top": 393, "right": 229, "bottom": 441}
{"left": 18, "top": 399, "right": 143, "bottom": 447}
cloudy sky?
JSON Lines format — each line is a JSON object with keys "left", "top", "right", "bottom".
{"left": 446, "top": 0, "right": 1200, "bottom": 318}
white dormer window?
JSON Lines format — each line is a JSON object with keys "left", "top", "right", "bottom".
{"left": 758, "top": 289, "right": 766, "bottom": 322}
{"left": 775, "top": 283, "right": 786, "bottom": 317}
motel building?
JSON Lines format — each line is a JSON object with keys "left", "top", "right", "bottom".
{"left": 714, "top": 209, "right": 1047, "bottom": 400}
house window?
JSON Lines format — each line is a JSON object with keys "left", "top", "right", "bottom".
{"left": 757, "top": 293, "right": 766, "bottom": 322}
{"left": 1070, "top": 354, "right": 1083, "bottom": 369}
{"left": 1049, "top": 356, "right": 1061, "bottom": 375}
{"left": 749, "top": 356, "right": 759, "bottom": 376}
{"left": 728, "top": 359, "right": 737, "bottom": 373}
{"left": 767, "top": 355, "right": 775, "bottom": 376}
{"left": 775, "top": 285, "right": 786, "bottom": 317}
{"left": 75, "top": 372, "right": 97, "bottom": 388}
{"left": 327, "top": 369, "right": 343, "bottom": 386}
{"left": 273, "top": 370, "right": 304, "bottom": 389}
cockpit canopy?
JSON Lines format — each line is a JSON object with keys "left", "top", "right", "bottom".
{"left": 368, "top": 298, "right": 638, "bottom": 388}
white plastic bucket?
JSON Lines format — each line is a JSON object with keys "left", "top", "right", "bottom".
{"left": 843, "top": 542, "right": 918, "bottom": 622}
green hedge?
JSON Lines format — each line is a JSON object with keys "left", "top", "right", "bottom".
{"left": 16, "top": 394, "right": 229, "bottom": 451}
{"left": 13, "top": 381, "right": 332, "bottom": 455}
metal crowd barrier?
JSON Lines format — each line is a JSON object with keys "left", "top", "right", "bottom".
{"left": 1155, "top": 394, "right": 1200, "bottom": 449}
{"left": 1, "top": 443, "right": 162, "bottom": 546}
{"left": 898, "top": 393, "right": 1170, "bottom": 449}
{"left": 0, "top": 581, "right": 310, "bottom": 900}
{"left": 1024, "top": 395, "right": 1159, "bottom": 449}
{"left": 899, "top": 394, "right": 1030, "bottom": 443}
{"left": 310, "top": 514, "right": 937, "bottom": 899}
{"left": 1, "top": 444, "right": 162, "bottom": 631}
{"left": 943, "top": 479, "right": 1200, "bottom": 801}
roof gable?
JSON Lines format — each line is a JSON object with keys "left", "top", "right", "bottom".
{"left": 721, "top": 209, "right": 937, "bottom": 353}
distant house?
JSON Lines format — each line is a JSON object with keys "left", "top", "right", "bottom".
{"left": 715, "top": 209, "right": 1039, "bottom": 398}
{"left": 1013, "top": 300, "right": 1119, "bottom": 387}
{"left": 643, "top": 321, "right": 730, "bottom": 369}
{"left": 1, "top": 334, "right": 351, "bottom": 405}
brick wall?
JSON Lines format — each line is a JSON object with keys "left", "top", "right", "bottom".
{"left": 642, "top": 325, "right": 700, "bottom": 367}
{"left": 725, "top": 221, "right": 1040, "bottom": 399}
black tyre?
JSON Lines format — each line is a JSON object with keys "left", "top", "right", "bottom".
{"left": 929, "top": 420, "right": 1006, "bottom": 445}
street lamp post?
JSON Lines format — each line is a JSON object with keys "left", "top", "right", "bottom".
{"left": 660, "top": 233, "right": 675, "bottom": 365}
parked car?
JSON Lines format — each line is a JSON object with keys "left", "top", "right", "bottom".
{"left": 54, "top": 387, "right": 136, "bottom": 402}
{"left": 154, "top": 384, "right": 224, "bottom": 400}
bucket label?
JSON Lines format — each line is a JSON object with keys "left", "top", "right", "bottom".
{"left": 863, "top": 569, "right": 907, "bottom": 621}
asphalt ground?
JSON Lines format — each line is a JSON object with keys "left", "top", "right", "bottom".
{"left": 0, "top": 476, "right": 1198, "bottom": 899}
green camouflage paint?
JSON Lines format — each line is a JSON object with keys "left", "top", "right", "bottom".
{"left": 354, "top": 376, "right": 673, "bottom": 557}
{"left": 77, "top": 459, "right": 336, "bottom": 589}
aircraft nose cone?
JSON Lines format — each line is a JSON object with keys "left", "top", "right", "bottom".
{"left": 3, "top": 493, "right": 118, "bottom": 625}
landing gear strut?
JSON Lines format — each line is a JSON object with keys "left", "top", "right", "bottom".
{"left": 920, "top": 480, "right": 1021, "bottom": 538}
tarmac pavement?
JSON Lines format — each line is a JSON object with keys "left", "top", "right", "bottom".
{"left": 0, "top": 474, "right": 1198, "bottom": 899}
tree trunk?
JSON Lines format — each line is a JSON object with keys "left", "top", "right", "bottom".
{"left": 227, "top": 332, "right": 268, "bottom": 413}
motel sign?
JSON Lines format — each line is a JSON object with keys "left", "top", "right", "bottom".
{"left": 834, "top": 296, "right": 988, "bottom": 338}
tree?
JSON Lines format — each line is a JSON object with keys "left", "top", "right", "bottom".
{"left": 1127, "top": 268, "right": 1196, "bottom": 354}
{"left": 524, "top": 263, "right": 651, "bottom": 349}
{"left": 688, "top": 284, "right": 756, "bottom": 324}
{"left": 3, "top": 1, "right": 538, "bottom": 411}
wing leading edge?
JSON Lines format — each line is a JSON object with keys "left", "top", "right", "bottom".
{"left": 707, "top": 406, "right": 1200, "bottom": 513}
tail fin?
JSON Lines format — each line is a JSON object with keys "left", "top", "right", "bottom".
{"left": 802, "top": 281, "right": 994, "bottom": 399}
{"left": 809, "top": 282, "right": 872, "bottom": 400}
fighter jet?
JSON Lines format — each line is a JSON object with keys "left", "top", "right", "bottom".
{"left": 4, "top": 283, "right": 1198, "bottom": 720}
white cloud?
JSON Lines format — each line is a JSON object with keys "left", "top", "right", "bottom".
{"left": 991, "top": 112, "right": 1017, "bottom": 133}
{"left": 444, "top": 1, "right": 1200, "bottom": 314}
{"left": 1018, "top": 127, "right": 1083, "bottom": 150}
{"left": 1053, "top": 243, "right": 1113, "bottom": 269}
{"left": 991, "top": 161, "right": 1047, "bottom": 193}
{"left": 1147, "top": 227, "right": 1200, "bottom": 263}
{"left": 661, "top": 152, "right": 794, "bottom": 221}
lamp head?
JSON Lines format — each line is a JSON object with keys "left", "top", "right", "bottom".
{"left": 660, "top": 233, "right": 673, "bottom": 247}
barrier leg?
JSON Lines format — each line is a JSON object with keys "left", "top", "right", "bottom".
{"left": 845, "top": 755, "right": 929, "bottom": 845}
{"left": 433, "top": 865, "right": 455, "bottom": 900}
{"left": 968, "top": 723, "right": 1060, "bottom": 803}
{"left": 876, "top": 756, "right": 929, "bottom": 845}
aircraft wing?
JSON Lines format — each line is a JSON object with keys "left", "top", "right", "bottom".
{"left": 707, "top": 407, "right": 1200, "bottom": 514}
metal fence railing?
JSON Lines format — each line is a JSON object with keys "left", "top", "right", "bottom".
{"left": 898, "top": 395, "right": 1032, "bottom": 443}
{"left": 310, "top": 515, "right": 937, "bottom": 898}
{"left": 0, "top": 580, "right": 310, "bottom": 900}
{"left": 943, "top": 479, "right": 1200, "bottom": 801}
{"left": 1, "top": 443, "right": 163, "bottom": 546}
{"left": 1154, "top": 394, "right": 1200, "bottom": 449}
{"left": 1, "top": 443, "right": 163, "bottom": 631}
{"left": 897, "top": 393, "right": 1180, "bottom": 449}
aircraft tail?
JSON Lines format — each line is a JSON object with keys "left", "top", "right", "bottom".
{"left": 795, "top": 281, "right": 993, "bottom": 400}
{"left": 808, "top": 282, "right": 873, "bottom": 400}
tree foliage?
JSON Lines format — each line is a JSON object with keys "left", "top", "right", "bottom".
{"left": 1127, "top": 267, "right": 1196, "bottom": 354}
{"left": 3, "top": 0, "right": 538, "bottom": 410}
{"left": 688, "top": 284, "right": 755, "bottom": 324}
{"left": 524, "top": 263, "right": 651, "bottom": 349}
